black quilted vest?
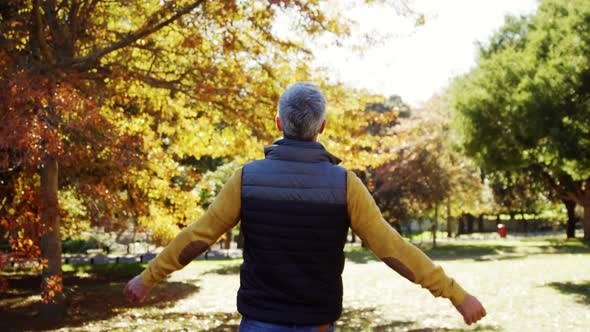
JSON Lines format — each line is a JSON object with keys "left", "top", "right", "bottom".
{"left": 237, "top": 138, "right": 349, "bottom": 325}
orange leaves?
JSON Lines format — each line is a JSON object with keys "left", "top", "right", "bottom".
{"left": 9, "top": 235, "right": 41, "bottom": 258}
{"left": 0, "top": 175, "right": 45, "bottom": 275}
{"left": 181, "top": 35, "right": 203, "bottom": 49}
{"left": 41, "top": 275, "right": 63, "bottom": 304}
{"left": 0, "top": 0, "right": 409, "bottom": 289}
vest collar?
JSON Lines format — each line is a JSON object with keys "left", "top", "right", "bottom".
{"left": 264, "top": 138, "right": 342, "bottom": 165}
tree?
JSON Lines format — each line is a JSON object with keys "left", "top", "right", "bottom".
{"left": 371, "top": 95, "right": 484, "bottom": 244}
{"left": 0, "top": 0, "right": 419, "bottom": 319}
{"left": 486, "top": 171, "right": 547, "bottom": 232}
{"left": 0, "top": 0, "right": 360, "bottom": 319}
{"left": 193, "top": 160, "right": 241, "bottom": 249}
{"left": 450, "top": 0, "right": 590, "bottom": 239}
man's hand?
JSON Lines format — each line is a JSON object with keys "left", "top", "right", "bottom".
{"left": 454, "top": 293, "right": 486, "bottom": 325}
{"left": 124, "top": 275, "right": 152, "bottom": 304}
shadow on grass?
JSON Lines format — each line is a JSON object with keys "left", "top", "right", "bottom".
{"left": 336, "top": 307, "right": 501, "bottom": 332}
{"left": 112, "top": 311, "right": 241, "bottom": 331}
{"left": 546, "top": 281, "right": 590, "bottom": 305}
{"left": 544, "top": 240, "right": 590, "bottom": 254}
{"left": 345, "top": 239, "right": 590, "bottom": 264}
{"left": 203, "top": 262, "right": 242, "bottom": 275}
{"left": 118, "top": 308, "right": 500, "bottom": 332}
{"left": 0, "top": 263, "right": 201, "bottom": 331}
{"left": 426, "top": 244, "right": 516, "bottom": 260}
{"left": 422, "top": 326, "right": 502, "bottom": 332}
{"left": 336, "top": 307, "right": 414, "bottom": 331}
{"left": 344, "top": 244, "right": 516, "bottom": 264}
{"left": 345, "top": 246, "right": 379, "bottom": 263}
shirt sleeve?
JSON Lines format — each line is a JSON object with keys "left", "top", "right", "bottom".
{"left": 346, "top": 171, "right": 467, "bottom": 306}
{"left": 140, "top": 167, "right": 243, "bottom": 287}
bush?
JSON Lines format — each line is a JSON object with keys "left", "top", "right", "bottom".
{"left": 62, "top": 237, "right": 100, "bottom": 254}
{"left": 62, "top": 263, "right": 147, "bottom": 278}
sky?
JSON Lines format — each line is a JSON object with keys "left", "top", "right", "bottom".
{"left": 309, "top": 0, "right": 539, "bottom": 106}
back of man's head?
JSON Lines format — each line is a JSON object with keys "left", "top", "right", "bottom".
{"left": 278, "top": 82, "right": 326, "bottom": 141}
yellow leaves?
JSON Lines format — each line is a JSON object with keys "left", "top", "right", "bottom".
{"left": 59, "top": 188, "right": 91, "bottom": 239}
{"left": 6, "top": 0, "right": 428, "bottom": 249}
{"left": 139, "top": 205, "right": 186, "bottom": 244}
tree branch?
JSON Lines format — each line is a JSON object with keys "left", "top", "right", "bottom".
{"left": 66, "top": 0, "right": 205, "bottom": 70}
{"left": 533, "top": 165, "right": 579, "bottom": 203}
{"left": 32, "top": 0, "right": 54, "bottom": 64}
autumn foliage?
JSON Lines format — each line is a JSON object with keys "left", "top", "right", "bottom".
{"left": 0, "top": 0, "right": 414, "bottom": 317}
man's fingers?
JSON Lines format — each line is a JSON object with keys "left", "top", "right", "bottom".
{"left": 125, "top": 288, "right": 135, "bottom": 303}
{"left": 456, "top": 295, "right": 486, "bottom": 325}
{"left": 129, "top": 293, "right": 139, "bottom": 304}
{"left": 460, "top": 307, "right": 472, "bottom": 325}
{"left": 463, "top": 309, "right": 485, "bottom": 325}
{"left": 124, "top": 276, "right": 151, "bottom": 305}
{"left": 475, "top": 306, "right": 486, "bottom": 322}
{"left": 471, "top": 308, "right": 484, "bottom": 324}
{"left": 125, "top": 284, "right": 139, "bottom": 304}
{"left": 124, "top": 285, "right": 131, "bottom": 299}
{"left": 465, "top": 317, "right": 472, "bottom": 325}
{"left": 464, "top": 312, "right": 472, "bottom": 325}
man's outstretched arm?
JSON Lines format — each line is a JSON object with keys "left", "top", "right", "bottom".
{"left": 346, "top": 171, "right": 486, "bottom": 325}
{"left": 124, "top": 168, "right": 243, "bottom": 303}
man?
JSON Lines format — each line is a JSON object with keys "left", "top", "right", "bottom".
{"left": 124, "top": 82, "right": 486, "bottom": 331}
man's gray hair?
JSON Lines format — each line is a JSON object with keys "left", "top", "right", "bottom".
{"left": 278, "top": 82, "right": 326, "bottom": 141}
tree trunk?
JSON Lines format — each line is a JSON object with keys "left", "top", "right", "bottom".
{"left": 237, "top": 223, "right": 244, "bottom": 249}
{"left": 432, "top": 204, "right": 439, "bottom": 248}
{"left": 564, "top": 199, "right": 577, "bottom": 238}
{"left": 466, "top": 214, "right": 474, "bottom": 234}
{"left": 477, "top": 214, "right": 484, "bottom": 232}
{"left": 39, "top": 157, "right": 66, "bottom": 321}
{"left": 446, "top": 198, "right": 452, "bottom": 238}
{"left": 457, "top": 214, "right": 465, "bottom": 236}
{"left": 223, "top": 230, "right": 232, "bottom": 249}
{"left": 583, "top": 204, "right": 590, "bottom": 241}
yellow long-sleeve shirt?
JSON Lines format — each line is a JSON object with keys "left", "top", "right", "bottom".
{"left": 140, "top": 167, "right": 467, "bottom": 306}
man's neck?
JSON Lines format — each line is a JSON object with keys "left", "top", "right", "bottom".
{"left": 282, "top": 135, "right": 319, "bottom": 142}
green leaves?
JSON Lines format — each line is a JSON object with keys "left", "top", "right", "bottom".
{"left": 451, "top": 0, "right": 590, "bottom": 180}
{"left": 450, "top": 1, "right": 590, "bottom": 241}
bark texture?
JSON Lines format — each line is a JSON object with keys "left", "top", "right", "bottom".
{"left": 39, "top": 157, "right": 65, "bottom": 321}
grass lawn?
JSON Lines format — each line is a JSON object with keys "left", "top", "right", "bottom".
{"left": 1, "top": 237, "right": 589, "bottom": 331}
